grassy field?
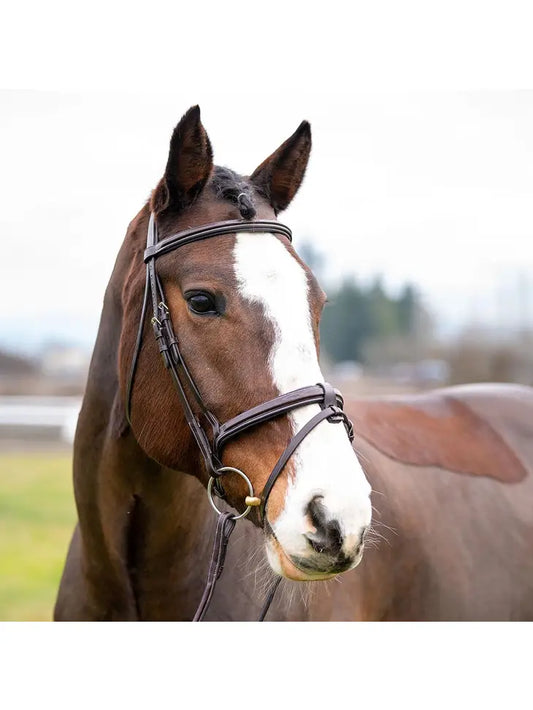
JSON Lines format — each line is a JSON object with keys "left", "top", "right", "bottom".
{"left": 0, "top": 452, "right": 76, "bottom": 621}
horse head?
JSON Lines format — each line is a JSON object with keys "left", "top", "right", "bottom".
{"left": 120, "top": 106, "right": 372, "bottom": 582}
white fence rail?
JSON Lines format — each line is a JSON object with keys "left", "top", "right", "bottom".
{"left": 0, "top": 396, "right": 82, "bottom": 443}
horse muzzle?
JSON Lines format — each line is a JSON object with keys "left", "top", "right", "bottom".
{"left": 265, "top": 496, "right": 369, "bottom": 581}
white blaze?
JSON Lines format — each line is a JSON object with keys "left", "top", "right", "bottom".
{"left": 233, "top": 233, "right": 372, "bottom": 570}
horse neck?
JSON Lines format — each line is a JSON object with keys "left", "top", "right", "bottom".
{"left": 73, "top": 205, "right": 217, "bottom": 618}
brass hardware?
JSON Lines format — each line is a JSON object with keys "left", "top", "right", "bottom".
{"left": 245, "top": 496, "right": 261, "bottom": 507}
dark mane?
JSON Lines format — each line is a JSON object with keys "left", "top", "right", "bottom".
{"left": 211, "top": 166, "right": 256, "bottom": 220}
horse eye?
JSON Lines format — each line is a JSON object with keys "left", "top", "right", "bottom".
{"left": 187, "top": 292, "right": 217, "bottom": 315}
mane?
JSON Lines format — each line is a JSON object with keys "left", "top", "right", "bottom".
{"left": 211, "top": 166, "right": 257, "bottom": 220}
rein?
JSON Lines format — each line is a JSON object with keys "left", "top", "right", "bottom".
{"left": 126, "top": 213, "right": 354, "bottom": 621}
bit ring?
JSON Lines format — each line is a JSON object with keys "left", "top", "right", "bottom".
{"left": 207, "top": 466, "right": 256, "bottom": 520}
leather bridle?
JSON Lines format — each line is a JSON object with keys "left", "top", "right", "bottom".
{"left": 125, "top": 213, "right": 355, "bottom": 620}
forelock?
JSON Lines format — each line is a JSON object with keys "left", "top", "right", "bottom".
{"left": 211, "top": 166, "right": 257, "bottom": 220}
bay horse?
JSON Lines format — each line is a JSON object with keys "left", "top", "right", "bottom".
{"left": 55, "top": 107, "right": 533, "bottom": 621}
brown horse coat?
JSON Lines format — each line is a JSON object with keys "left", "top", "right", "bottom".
{"left": 55, "top": 369, "right": 533, "bottom": 620}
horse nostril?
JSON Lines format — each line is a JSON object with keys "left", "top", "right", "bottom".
{"left": 305, "top": 521, "right": 343, "bottom": 556}
{"left": 304, "top": 496, "right": 344, "bottom": 556}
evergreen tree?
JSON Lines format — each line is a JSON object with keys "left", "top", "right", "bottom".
{"left": 320, "top": 278, "right": 428, "bottom": 364}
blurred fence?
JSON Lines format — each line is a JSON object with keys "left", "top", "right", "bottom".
{"left": 0, "top": 396, "right": 81, "bottom": 445}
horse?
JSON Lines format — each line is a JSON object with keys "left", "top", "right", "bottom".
{"left": 55, "top": 106, "right": 533, "bottom": 621}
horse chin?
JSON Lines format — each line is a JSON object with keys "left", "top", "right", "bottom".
{"left": 265, "top": 534, "right": 355, "bottom": 582}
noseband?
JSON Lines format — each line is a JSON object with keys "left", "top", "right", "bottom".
{"left": 126, "top": 213, "right": 355, "bottom": 619}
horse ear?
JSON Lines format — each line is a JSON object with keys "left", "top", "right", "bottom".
{"left": 250, "top": 121, "right": 312, "bottom": 214}
{"left": 151, "top": 105, "right": 213, "bottom": 215}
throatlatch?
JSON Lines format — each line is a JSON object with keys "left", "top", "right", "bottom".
{"left": 126, "top": 213, "right": 355, "bottom": 621}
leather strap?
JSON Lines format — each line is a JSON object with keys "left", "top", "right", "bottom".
{"left": 258, "top": 576, "right": 281, "bottom": 621}
{"left": 192, "top": 512, "right": 236, "bottom": 621}
{"left": 213, "top": 384, "right": 345, "bottom": 459}
{"left": 193, "top": 512, "right": 282, "bottom": 622}
{"left": 144, "top": 219, "right": 292, "bottom": 262}
{"left": 260, "top": 405, "right": 352, "bottom": 518}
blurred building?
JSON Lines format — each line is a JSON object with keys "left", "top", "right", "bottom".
{"left": 0, "top": 345, "right": 89, "bottom": 396}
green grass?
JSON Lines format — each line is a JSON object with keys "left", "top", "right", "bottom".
{"left": 0, "top": 452, "right": 76, "bottom": 621}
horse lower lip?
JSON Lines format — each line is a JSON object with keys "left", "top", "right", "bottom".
{"left": 268, "top": 535, "right": 352, "bottom": 580}
{"left": 292, "top": 555, "right": 355, "bottom": 576}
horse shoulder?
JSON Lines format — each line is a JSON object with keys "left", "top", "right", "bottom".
{"left": 347, "top": 383, "right": 533, "bottom": 483}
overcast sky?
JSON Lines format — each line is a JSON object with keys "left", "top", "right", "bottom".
{"left": 2, "top": 89, "right": 533, "bottom": 351}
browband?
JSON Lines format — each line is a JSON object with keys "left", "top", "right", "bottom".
{"left": 144, "top": 219, "right": 292, "bottom": 262}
